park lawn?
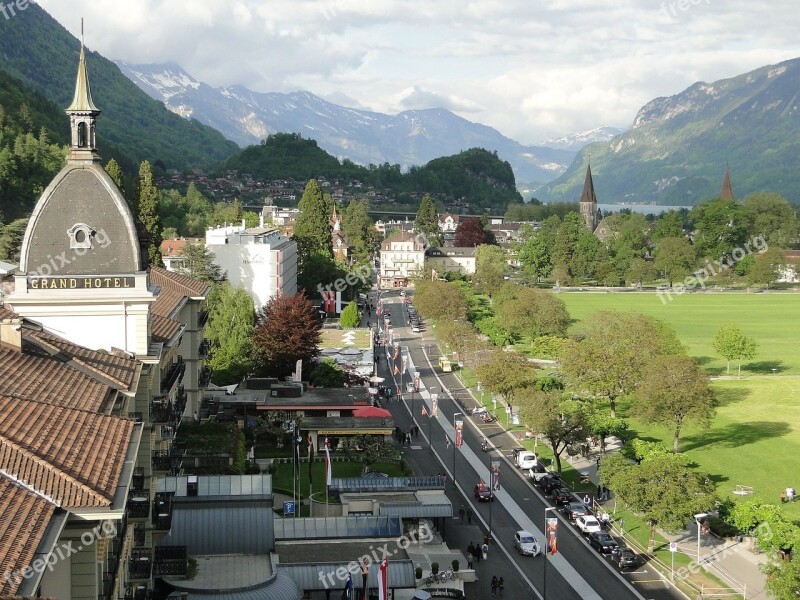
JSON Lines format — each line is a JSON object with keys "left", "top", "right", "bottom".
{"left": 558, "top": 292, "right": 800, "bottom": 375}
{"left": 271, "top": 460, "right": 406, "bottom": 501}
{"left": 618, "top": 377, "right": 800, "bottom": 523}
{"left": 319, "top": 328, "right": 372, "bottom": 349}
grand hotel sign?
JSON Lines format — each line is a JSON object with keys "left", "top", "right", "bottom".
{"left": 28, "top": 276, "right": 136, "bottom": 290}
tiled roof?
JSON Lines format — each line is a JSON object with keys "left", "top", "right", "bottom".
{"left": 0, "top": 395, "right": 134, "bottom": 508}
{"left": 150, "top": 266, "right": 210, "bottom": 297}
{"left": 0, "top": 347, "right": 112, "bottom": 413}
{"left": 151, "top": 314, "right": 184, "bottom": 344}
{"left": 150, "top": 286, "right": 187, "bottom": 319}
{"left": 23, "top": 328, "right": 139, "bottom": 392}
{"left": 0, "top": 306, "right": 16, "bottom": 320}
{"left": 0, "top": 478, "right": 56, "bottom": 596}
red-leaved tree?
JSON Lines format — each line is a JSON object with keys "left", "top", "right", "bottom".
{"left": 252, "top": 292, "right": 322, "bottom": 377}
{"left": 454, "top": 217, "right": 493, "bottom": 247}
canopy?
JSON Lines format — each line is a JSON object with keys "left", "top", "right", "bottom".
{"left": 353, "top": 406, "right": 393, "bottom": 418}
{"left": 369, "top": 375, "right": 385, "bottom": 383}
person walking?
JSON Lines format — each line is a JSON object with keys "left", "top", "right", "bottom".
{"left": 481, "top": 541, "right": 489, "bottom": 561}
{"left": 459, "top": 505, "right": 466, "bottom": 523}
{"left": 466, "top": 508, "right": 472, "bottom": 524}
{"left": 491, "top": 575, "right": 498, "bottom": 598}
{"left": 497, "top": 576, "right": 504, "bottom": 596}
{"left": 474, "top": 541, "right": 481, "bottom": 563}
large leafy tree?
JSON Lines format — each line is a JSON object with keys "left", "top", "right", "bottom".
{"left": 712, "top": 323, "right": 758, "bottom": 377}
{"left": 474, "top": 349, "right": 536, "bottom": 407}
{"left": 0, "top": 217, "right": 28, "bottom": 263}
{"left": 747, "top": 247, "right": 784, "bottom": 288}
{"left": 561, "top": 311, "right": 683, "bottom": 417}
{"left": 600, "top": 453, "right": 716, "bottom": 551}
{"left": 742, "top": 192, "right": 799, "bottom": 250}
{"left": 414, "top": 194, "right": 443, "bottom": 246}
{"left": 633, "top": 355, "right": 717, "bottom": 453}
{"left": 690, "top": 198, "right": 748, "bottom": 262}
{"left": 135, "top": 160, "right": 163, "bottom": 267}
{"left": 342, "top": 199, "right": 378, "bottom": 262}
{"left": 176, "top": 242, "right": 226, "bottom": 283}
{"left": 339, "top": 301, "right": 360, "bottom": 328}
{"left": 252, "top": 292, "right": 322, "bottom": 377}
{"left": 651, "top": 210, "right": 686, "bottom": 241}
{"left": 516, "top": 234, "right": 552, "bottom": 282}
{"left": 104, "top": 158, "right": 126, "bottom": 199}
{"left": 497, "top": 286, "right": 570, "bottom": 341}
{"left": 472, "top": 244, "right": 507, "bottom": 295}
{"left": 609, "top": 213, "right": 649, "bottom": 278}
{"left": 413, "top": 280, "right": 468, "bottom": 321}
{"left": 764, "top": 555, "right": 800, "bottom": 600}
{"left": 309, "top": 358, "right": 345, "bottom": 388}
{"left": 294, "top": 179, "right": 333, "bottom": 264}
{"left": 341, "top": 435, "right": 399, "bottom": 475}
{"left": 653, "top": 236, "right": 696, "bottom": 285}
{"left": 454, "top": 216, "right": 491, "bottom": 247}
{"left": 205, "top": 283, "right": 256, "bottom": 385}
{"left": 517, "top": 388, "right": 591, "bottom": 474}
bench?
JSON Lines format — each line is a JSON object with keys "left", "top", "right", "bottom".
{"left": 733, "top": 485, "right": 753, "bottom": 496}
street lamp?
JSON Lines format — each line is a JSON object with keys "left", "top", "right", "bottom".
{"left": 694, "top": 513, "right": 707, "bottom": 562}
{"left": 543, "top": 507, "right": 557, "bottom": 600}
{"left": 452, "top": 412, "right": 462, "bottom": 484}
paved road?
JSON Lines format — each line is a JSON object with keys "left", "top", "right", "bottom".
{"left": 374, "top": 291, "right": 685, "bottom": 600}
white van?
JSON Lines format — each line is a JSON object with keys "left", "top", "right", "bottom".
{"left": 516, "top": 451, "right": 538, "bottom": 470}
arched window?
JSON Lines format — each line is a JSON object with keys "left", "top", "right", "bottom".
{"left": 77, "top": 122, "right": 88, "bottom": 147}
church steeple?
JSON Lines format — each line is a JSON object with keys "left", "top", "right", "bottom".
{"left": 66, "top": 23, "right": 100, "bottom": 162}
{"left": 579, "top": 164, "right": 599, "bottom": 232}
{"left": 720, "top": 164, "right": 735, "bottom": 201}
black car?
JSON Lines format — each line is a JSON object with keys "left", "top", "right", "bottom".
{"left": 553, "top": 488, "right": 573, "bottom": 506}
{"left": 588, "top": 531, "right": 619, "bottom": 554}
{"left": 611, "top": 547, "right": 638, "bottom": 569}
{"left": 474, "top": 483, "right": 494, "bottom": 502}
{"left": 538, "top": 474, "right": 562, "bottom": 492}
{"left": 562, "top": 501, "right": 588, "bottom": 520}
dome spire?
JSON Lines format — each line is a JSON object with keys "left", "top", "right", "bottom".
{"left": 66, "top": 19, "right": 100, "bottom": 161}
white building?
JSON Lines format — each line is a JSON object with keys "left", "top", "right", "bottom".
{"left": 425, "top": 247, "right": 478, "bottom": 275}
{"left": 205, "top": 220, "right": 297, "bottom": 308}
{"left": 379, "top": 231, "right": 426, "bottom": 288}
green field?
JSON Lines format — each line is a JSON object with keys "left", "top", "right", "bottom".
{"left": 559, "top": 291, "right": 800, "bottom": 375}
{"left": 557, "top": 291, "right": 800, "bottom": 521}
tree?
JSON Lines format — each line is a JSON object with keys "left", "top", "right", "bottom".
{"left": 600, "top": 454, "right": 716, "bottom": 551}
{"left": 747, "top": 247, "right": 784, "bottom": 288}
{"left": 561, "top": 311, "right": 683, "bottom": 417}
{"left": 712, "top": 323, "right": 758, "bottom": 377}
{"left": 764, "top": 554, "right": 800, "bottom": 600}
{"left": 293, "top": 179, "right": 333, "bottom": 265}
{"left": 454, "top": 216, "right": 491, "bottom": 247}
{"left": 309, "top": 358, "right": 345, "bottom": 387}
{"left": 135, "top": 160, "right": 163, "bottom": 267}
{"left": 742, "top": 192, "right": 799, "bottom": 250}
{"left": 586, "top": 408, "right": 628, "bottom": 453}
{"left": 0, "top": 218, "right": 28, "bottom": 263}
{"left": 690, "top": 198, "right": 748, "bottom": 262}
{"left": 297, "top": 253, "right": 346, "bottom": 298}
{"left": 413, "top": 280, "right": 468, "bottom": 321}
{"left": 104, "top": 158, "right": 126, "bottom": 199}
{"left": 342, "top": 199, "right": 378, "bottom": 262}
{"left": 517, "top": 234, "right": 552, "bottom": 282}
{"left": 339, "top": 301, "right": 360, "bottom": 328}
{"left": 653, "top": 236, "right": 696, "bottom": 285}
{"left": 497, "top": 286, "right": 570, "bottom": 340}
{"left": 414, "top": 194, "right": 443, "bottom": 246}
{"left": 176, "top": 242, "right": 226, "bottom": 283}
{"left": 609, "top": 213, "right": 650, "bottom": 278}
{"left": 204, "top": 283, "right": 256, "bottom": 385}
{"left": 651, "top": 210, "right": 685, "bottom": 241}
{"left": 252, "top": 292, "right": 322, "bottom": 377}
{"left": 340, "top": 435, "right": 399, "bottom": 475}
{"left": 472, "top": 244, "right": 506, "bottom": 295}
{"left": 474, "top": 350, "right": 536, "bottom": 406}
{"left": 517, "top": 388, "right": 591, "bottom": 473}
{"left": 633, "top": 355, "right": 717, "bottom": 452}
{"left": 625, "top": 257, "right": 656, "bottom": 287}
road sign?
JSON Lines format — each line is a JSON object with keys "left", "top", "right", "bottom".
{"left": 669, "top": 541, "right": 678, "bottom": 552}
{"left": 284, "top": 501, "right": 295, "bottom": 516}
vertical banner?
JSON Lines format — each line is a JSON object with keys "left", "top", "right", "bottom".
{"left": 455, "top": 419, "right": 464, "bottom": 448}
{"left": 359, "top": 561, "right": 369, "bottom": 600}
{"left": 431, "top": 394, "right": 439, "bottom": 417}
{"left": 393, "top": 343, "right": 399, "bottom": 360}
{"left": 490, "top": 457, "right": 502, "bottom": 491}
{"left": 294, "top": 359, "right": 302, "bottom": 382}
{"left": 546, "top": 517, "right": 558, "bottom": 555}
{"left": 307, "top": 435, "right": 315, "bottom": 483}
{"left": 377, "top": 557, "right": 389, "bottom": 600}
{"left": 413, "top": 373, "right": 420, "bottom": 392}
{"left": 402, "top": 354, "right": 408, "bottom": 374}
{"left": 324, "top": 440, "right": 332, "bottom": 487}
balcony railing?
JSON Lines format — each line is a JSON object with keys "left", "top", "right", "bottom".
{"left": 126, "top": 495, "right": 150, "bottom": 520}
{"left": 151, "top": 451, "right": 179, "bottom": 473}
{"left": 198, "top": 309, "right": 210, "bottom": 327}
{"left": 132, "top": 525, "right": 146, "bottom": 547}
{"left": 160, "top": 425, "right": 176, "bottom": 440}
{"left": 152, "top": 493, "right": 173, "bottom": 530}
{"left": 127, "top": 548, "right": 152, "bottom": 580}
{"left": 132, "top": 467, "right": 145, "bottom": 491}
{"left": 149, "top": 400, "right": 174, "bottom": 424}
{"left": 154, "top": 545, "right": 187, "bottom": 577}
{"left": 123, "top": 586, "right": 152, "bottom": 600}
{"left": 160, "top": 357, "right": 185, "bottom": 394}
{"left": 127, "top": 412, "right": 143, "bottom": 423}
{"left": 198, "top": 338, "right": 211, "bottom": 358}
{"left": 199, "top": 366, "right": 213, "bottom": 388}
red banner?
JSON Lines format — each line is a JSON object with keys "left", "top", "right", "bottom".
{"left": 455, "top": 419, "right": 464, "bottom": 448}
{"left": 546, "top": 517, "right": 558, "bottom": 555}
{"left": 378, "top": 557, "right": 389, "bottom": 600}
{"left": 490, "top": 457, "right": 502, "bottom": 491}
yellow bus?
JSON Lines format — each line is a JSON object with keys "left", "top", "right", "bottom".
{"left": 438, "top": 356, "right": 452, "bottom": 372}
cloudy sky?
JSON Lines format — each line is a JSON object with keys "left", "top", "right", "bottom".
{"left": 39, "top": 0, "right": 800, "bottom": 144}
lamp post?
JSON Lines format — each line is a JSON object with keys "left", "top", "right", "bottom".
{"left": 694, "top": 513, "right": 707, "bottom": 562}
{"left": 543, "top": 507, "right": 557, "bottom": 600}
{"left": 452, "top": 412, "right": 462, "bottom": 484}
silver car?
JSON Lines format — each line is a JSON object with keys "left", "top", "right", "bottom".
{"left": 514, "top": 530, "right": 541, "bottom": 556}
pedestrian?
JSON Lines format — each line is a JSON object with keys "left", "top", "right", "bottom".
{"left": 467, "top": 541, "right": 475, "bottom": 557}
{"left": 583, "top": 494, "right": 590, "bottom": 506}
{"left": 466, "top": 508, "right": 472, "bottom": 524}
{"left": 459, "top": 505, "right": 466, "bottom": 523}
{"left": 474, "top": 541, "right": 481, "bottom": 562}
{"left": 498, "top": 576, "right": 504, "bottom": 596}
{"left": 491, "top": 575, "right": 498, "bottom": 598}
{"left": 481, "top": 541, "right": 489, "bottom": 561}
{"left": 597, "top": 484, "right": 602, "bottom": 499}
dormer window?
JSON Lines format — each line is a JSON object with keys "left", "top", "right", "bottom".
{"left": 68, "top": 223, "right": 95, "bottom": 249}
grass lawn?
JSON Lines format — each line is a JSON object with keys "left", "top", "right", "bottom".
{"left": 558, "top": 291, "right": 800, "bottom": 375}
{"left": 319, "top": 328, "right": 373, "bottom": 349}
{"left": 271, "top": 460, "right": 406, "bottom": 501}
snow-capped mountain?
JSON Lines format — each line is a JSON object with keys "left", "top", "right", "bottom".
{"left": 115, "top": 61, "right": 576, "bottom": 184}
{"left": 539, "top": 127, "right": 624, "bottom": 151}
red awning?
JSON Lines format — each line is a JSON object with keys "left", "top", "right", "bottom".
{"left": 352, "top": 406, "right": 393, "bottom": 418}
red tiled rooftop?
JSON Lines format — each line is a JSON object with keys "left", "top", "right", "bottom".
{"left": 151, "top": 314, "right": 184, "bottom": 344}
{"left": 150, "top": 266, "right": 210, "bottom": 297}
{"left": 0, "top": 395, "right": 134, "bottom": 508}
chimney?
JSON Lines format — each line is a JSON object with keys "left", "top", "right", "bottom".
{"left": 0, "top": 313, "right": 22, "bottom": 351}
{"left": 260, "top": 212, "right": 264, "bottom": 228}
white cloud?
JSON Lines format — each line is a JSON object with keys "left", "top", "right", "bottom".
{"left": 37, "top": 0, "right": 800, "bottom": 142}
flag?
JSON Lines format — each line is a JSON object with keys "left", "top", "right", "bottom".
{"left": 393, "top": 345, "right": 399, "bottom": 360}
{"left": 393, "top": 365, "right": 399, "bottom": 375}
{"left": 431, "top": 394, "right": 439, "bottom": 417}
{"left": 325, "top": 440, "right": 333, "bottom": 487}
{"left": 413, "top": 373, "right": 420, "bottom": 392}
{"left": 455, "top": 419, "right": 464, "bottom": 448}
{"left": 308, "top": 436, "right": 315, "bottom": 483}
{"left": 546, "top": 517, "right": 558, "bottom": 555}
{"left": 402, "top": 354, "right": 408, "bottom": 374}
{"left": 341, "top": 573, "right": 353, "bottom": 600}
{"left": 490, "top": 457, "right": 502, "bottom": 491}
{"left": 377, "top": 557, "right": 389, "bottom": 600}
{"left": 421, "top": 405, "right": 428, "bottom": 417}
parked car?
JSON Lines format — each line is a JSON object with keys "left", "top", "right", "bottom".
{"left": 515, "top": 451, "right": 538, "bottom": 469}
{"left": 588, "top": 531, "right": 619, "bottom": 554}
{"left": 553, "top": 488, "right": 573, "bottom": 506}
{"left": 474, "top": 482, "right": 494, "bottom": 502}
{"left": 576, "top": 515, "right": 602, "bottom": 534}
{"left": 562, "top": 501, "right": 589, "bottom": 520}
{"left": 538, "top": 474, "right": 563, "bottom": 493}
{"left": 411, "top": 325, "right": 421, "bottom": 333}
{"left": 514, "top": 531, "right": 540, "bottom": 556}
{"left": 611, "top": 547, "right": 639, "bottom": 569}
{"left": 527, "top": 464, "right": 551, "bottom": 482}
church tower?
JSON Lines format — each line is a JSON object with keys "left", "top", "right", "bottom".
{"left": 720, "top": 164, "right": 735, "bottom": 201}
{"left": 579, "top": 164, "right": 600, "bottom": 232}
{"left": 9, "top": 36, "right": 155, "bottom": 354}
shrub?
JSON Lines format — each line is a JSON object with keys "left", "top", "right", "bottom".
{"left": 431, "top": 562, "right": 439, "bottom": 575}
{"left": 451, "top": 559, "right": 459, "bottom": 572}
